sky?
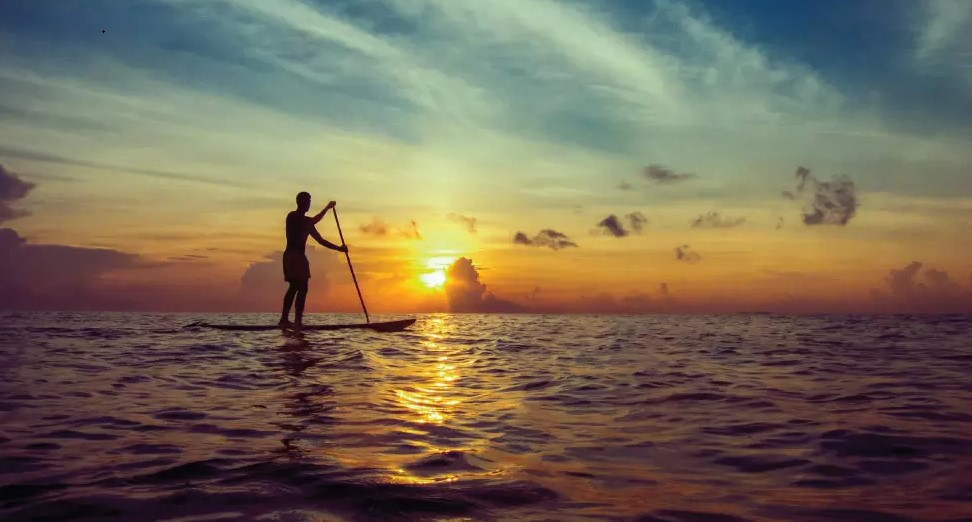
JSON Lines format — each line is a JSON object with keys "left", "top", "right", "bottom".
{"left": 1, "top": 0, "right": 971, "bottom": 314}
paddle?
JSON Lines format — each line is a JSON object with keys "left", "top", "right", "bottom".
{"left": 332, "top": 205, "right": 370, "bottom": 324}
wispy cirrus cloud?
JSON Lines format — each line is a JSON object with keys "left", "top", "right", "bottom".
{"left": 359, "top": 217, "right": 422, "bottom": 240}
{"left": 643, "top": 165, "right": 695, "bottom": 184}
{"left": 447, "top": 213, "right": 477, "bottom": 234}
{"left": 691, "top": 211, "right": 746, "bottom": 229}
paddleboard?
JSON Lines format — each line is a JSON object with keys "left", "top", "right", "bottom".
{"left": 185, "top": 318, "right": 416, "bottom": 333}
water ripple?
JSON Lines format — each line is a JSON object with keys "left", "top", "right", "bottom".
{"left": 1, "top": 312, "right": 970, "bottom": 521}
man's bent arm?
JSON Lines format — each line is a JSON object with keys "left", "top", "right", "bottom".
{"left": 310, "top": 201, "right": 337, "bottom": 225}
{"left": 310, "top": 208, "right": 329, "bottom": 225}
{"left": 309, "top": 226, "right": 344, "bottom": 252}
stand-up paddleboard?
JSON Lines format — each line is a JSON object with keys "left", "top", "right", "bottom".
{"left": 186, "top": 318, "right": 416, "bottom": 333}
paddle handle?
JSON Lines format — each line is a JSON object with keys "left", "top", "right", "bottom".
{"left": 333, "top": 206, "right": 370, "bottom": 323}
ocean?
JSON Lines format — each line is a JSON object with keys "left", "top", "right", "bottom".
{"left": 1, "top": 312, "right": 971, "bottom": 522}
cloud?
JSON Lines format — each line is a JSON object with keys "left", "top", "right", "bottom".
{"left": 597, "top": 215, "right": 627, "bottom": 237}
{"left": 447, "top": 213, "right": 477, "bottom": 233}
{"left": 359, "top": 217, "right": 422, "bottom": 240}
{"left": 674, "top": 244, "right": 701, "bottom": 263}
{"left": 914, "top": 0, "right": 972, "bottom": 87}
{"left": 626, "top": 212, "right": 648, "bottom": 233}
{"left": 643, "top": 164, "right": 695, "bottom": 184}
{"left": 776, "top": 217, "right": 784, "bottom": 230}
{"left": 404, "top": 220, "right": 422, "bottom": 240}
{"left": 618, "top": 181, "right": 634, "bottom": 191}
{"left": 0, "top": 228, "right": 143, "bottom": 309}
{"left": 560, "top": 283, "right": 675, "bottom": 314}
{"left": 785, "top": 166, "right": 859, "bottom": 226}
{"left": 444, "top": 257, "right": 521, "bottom": 312}
{"left": 167, "top": 254, "right": 209, "bottom": 262}
{"left": 0, "top": 146, "right": 249, "bottom": 189}
{"left": 513, "top": 229, "right": 578, "bottom": 250}
{"left": 691, "top": 211, "right": 746, "bottom": 229}
{"left": 871, "top": 261, "right": 972, "bottom": 312}
{"left": 240, "top": 246, "right": 342, "bottom": 304}
{"left": 0, "top": 164, "right": 35, "bottom": 224}
{"left": 596, "top": 212, "right": 646, "bottom": 237}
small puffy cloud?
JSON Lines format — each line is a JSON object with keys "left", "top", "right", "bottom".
{"left": 784, "top": 166, "right": 859, "bottom": 226}
{"left": 444, "top": 257, "right": 521, "bottom": 312}
{"left": 618, "top": 181, "right": 634, "bottom": 191}
{"left": 513, "top": 229, "right": 578, "bottom": 250}
{"left": 674, "top": 244, "right": 701, "bottom": 263}
{"left": 597, "top": 212, "right": 647, "bottom": 237}
{"left": 643, "top": 164, "right": 695, "bottom": 184}
{"left": 0, "top": 164, "right": 36, "bottom": 224}
{"left": 447, "top": 213, "right": 477, "bottom": 234}
{"left": 691, "top": 211, "right": 746, "bottom": 229}
{"left": 626, "top": 212, "right": 648, "bottom": 233}
{"left": 597, "top": 215, "right": 627, "bottom": 237}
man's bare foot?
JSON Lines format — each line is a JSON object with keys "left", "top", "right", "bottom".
{"left": 277, "top": 318, "right": 293, "bottom": 327}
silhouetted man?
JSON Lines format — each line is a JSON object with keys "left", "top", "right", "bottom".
{"left": 279, "top": 192, "right": 347, "bottom": 327}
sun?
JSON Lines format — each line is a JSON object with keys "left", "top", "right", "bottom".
{"left": 418, "top": 256, "right": 454, "bottom": 289}
{"left": 420, "top": 269, "right": 447, "bottom": 289}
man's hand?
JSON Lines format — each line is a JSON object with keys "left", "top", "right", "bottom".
{"left": 338, "top": 244, "right": 349, "bottom": 253}
{"left": 325, "top": 200, "right": 336, "bottom": 211}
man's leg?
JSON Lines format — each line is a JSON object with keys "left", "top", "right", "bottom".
{"left": 279, "top": 282, "right": 298, "bottom": 325}
{"left": 294, "top": 280, "right": 309, "bottom": 326}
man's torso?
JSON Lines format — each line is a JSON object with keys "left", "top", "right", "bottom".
{"left": 285, "top": 211, "right": 310, "bottom": 253}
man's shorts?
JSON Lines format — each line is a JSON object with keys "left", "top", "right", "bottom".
{"left": 282, "top": 249, "right": 310, "bottom": 282}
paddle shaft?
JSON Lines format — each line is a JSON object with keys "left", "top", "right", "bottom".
{"left": 332, "top": 207, "right": 370, "bottom": 323}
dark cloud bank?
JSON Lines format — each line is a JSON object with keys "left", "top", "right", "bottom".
{"left": 0, "top": 164, "right": 35, "bottom": 224}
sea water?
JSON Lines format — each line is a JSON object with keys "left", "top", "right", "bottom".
{"left": 1, "top": 312, "right": 970, "bottom": 521}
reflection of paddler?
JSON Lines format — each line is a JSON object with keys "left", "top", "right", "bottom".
{"left": 278, "top": 192, "right": 348, "bottom": 328}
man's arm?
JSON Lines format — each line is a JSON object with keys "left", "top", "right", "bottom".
{"left": 310, "top": 201, "right": 337, "bottom": 225}
{"left": 308, "top": 224, "right": 347, "bottom": 252}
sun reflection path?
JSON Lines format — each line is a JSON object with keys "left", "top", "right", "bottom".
{"left": 393, "top": 334, "right": 462, "bottom": 425}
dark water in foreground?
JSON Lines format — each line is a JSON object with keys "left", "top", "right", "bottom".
{"left": 1, "top": 313, "right": 971, "bottom": 522}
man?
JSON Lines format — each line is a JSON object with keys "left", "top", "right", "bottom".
{"left": 279, "top": 192, "right": 347, "bottom": 327}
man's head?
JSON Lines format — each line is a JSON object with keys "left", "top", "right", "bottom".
{"left": 296, "top": 191, "right": 311, "bottom": 212}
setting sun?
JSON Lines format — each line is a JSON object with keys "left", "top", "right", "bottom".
{"left": 420, "top": 269, "right": 447, "bottom": 289}
{"left": 418, "top": 256, "right": 455, "bottom": 289}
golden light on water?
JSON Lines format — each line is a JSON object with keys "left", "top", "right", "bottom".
{"left": 394, "top": 345, "right": 461, "bottom": 425}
